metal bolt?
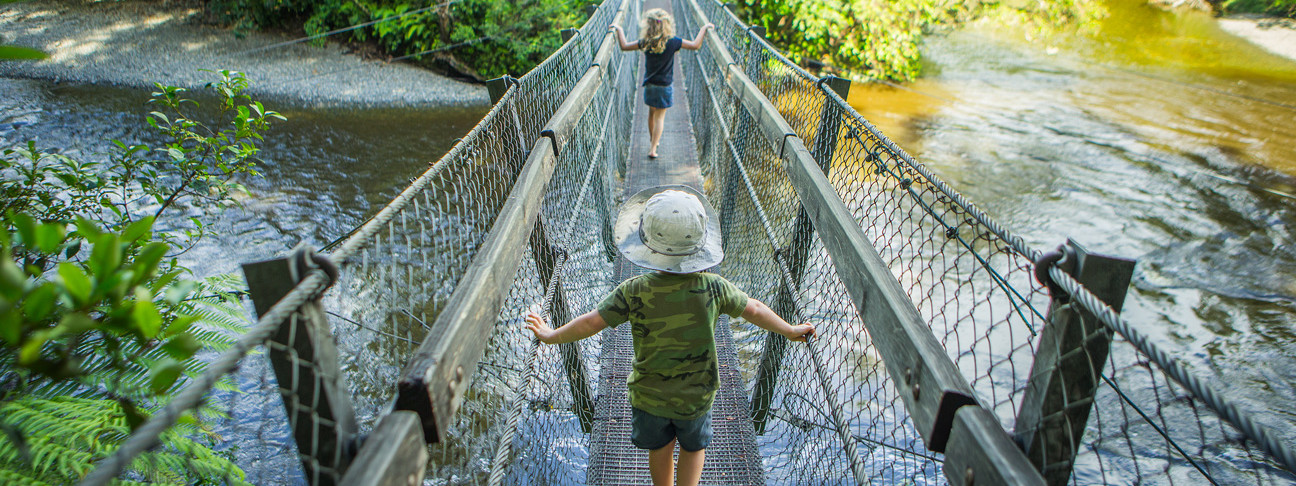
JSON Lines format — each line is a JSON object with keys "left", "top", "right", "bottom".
{"left": 455, "top": 366, "right": 465, "bottom": 383}
{"left": 905, "top": 367, "right": 913, "bottom": 384}
{"left": 912, "top": 383, "right": 921, "bottom": 400}
{"left": 964, "top": 467, "right": 974, "bottom": 485}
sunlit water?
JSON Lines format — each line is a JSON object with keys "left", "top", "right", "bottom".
{"left": 3, "top": 1, "right": 1295, "bottom": 480}
{"left": 849, "top": 0, "right": 1296, "bottom": 475}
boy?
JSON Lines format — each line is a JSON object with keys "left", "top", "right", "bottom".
{"left": 525, "top": 184, "right": 815, "bottom": 486}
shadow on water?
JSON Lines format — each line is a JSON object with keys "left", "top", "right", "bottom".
{"left": 848, "top": 0, "right": 1296, "bottom": 479}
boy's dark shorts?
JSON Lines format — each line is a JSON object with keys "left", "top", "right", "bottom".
{"left": 631, "top": 407, "right": 712, "bottom": 452}
{"left": 643, "top": 84, "right": 673, "bottom": 109}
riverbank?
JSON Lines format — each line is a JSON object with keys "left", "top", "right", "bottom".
{"left": 0, "top": 0, "right": 489, "bottom": 107}
{"left": 1217, "top": 15, "right": 1296, "bottom": 61}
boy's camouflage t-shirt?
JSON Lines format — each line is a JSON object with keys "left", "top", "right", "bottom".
{"left": 597, "top": 271, "right": 748, "bottom": 420}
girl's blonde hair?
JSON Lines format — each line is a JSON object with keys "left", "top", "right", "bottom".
{"left": 639, "top": 9, "right": 676, "bottom": 54}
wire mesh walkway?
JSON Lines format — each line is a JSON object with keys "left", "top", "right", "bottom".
{"left": 587, "top": 27, "right": 764, "bottom": 481}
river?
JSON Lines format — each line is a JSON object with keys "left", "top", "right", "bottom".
{"left": 1, "top": 0, "right": 1294, "bottom": 482}
{"left": 846, "top": 0, "right": 1296, "bottom": 477}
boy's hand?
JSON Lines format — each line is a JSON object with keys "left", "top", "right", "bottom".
{"left": 784, "top": 323, "right": 815, "bottom": 342}
{"left": 609, "top": 25, "right": 622, "bottom": 33}
{"left": 525, "top": 313, "right": 557, "bottom": 343}
{"left": 703, "top": 23, "right": 715, "bottom": 30}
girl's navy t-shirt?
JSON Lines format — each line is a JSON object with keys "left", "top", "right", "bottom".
{"left": 642, "top": 37, "right": 683, "bottom": 86}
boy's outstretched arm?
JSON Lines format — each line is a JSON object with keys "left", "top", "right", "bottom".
{"left": 525, "top": 310, "right": 608, "bottom": 344}
{"left": 741, "top": 298, "right": 816, "bottom": 341}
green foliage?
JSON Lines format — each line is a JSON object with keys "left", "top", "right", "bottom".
{"left": 0, "top": 397, "right": 250, "bottom": 485}
{"left": 208, "top": 0, "right": 600, "bottom": 79}
{"left": 734, "top": 0, "right": 1106, "bottom": 81}
{"left": 1220, "top": 0, "right": 1296, "bottom": 17}
{"left": 735, "top": 0, "right": 970, "bottom": 81}
{"left": 0, "top": 71, "right": 281, "bottom": 483}
{"left": 0, "top": 46, "right": 47, "bottom": 61}
{"left": 0, "top": 1, "right": 48, "bottom": 61}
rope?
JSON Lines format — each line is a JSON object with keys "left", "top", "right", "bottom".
{"left": 818, "top": 86, "right": 1042, "bottom": 263}
{"left": 487, "top": 252, "right": 567, "bottom": 486}
{"left": 1046, "top": 263, "right": 1296, "bottom": 475}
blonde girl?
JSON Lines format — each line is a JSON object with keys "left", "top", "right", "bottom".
{"left": 611, "top": 9, "right": 713, "bottom": 159}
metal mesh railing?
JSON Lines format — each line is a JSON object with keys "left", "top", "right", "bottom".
{"left": 80, "top": 0, "right": 634, "bottom": 482}
{"left": 676, "top": 0, "right": 1296, "bottom": 484}
{"left": 83, "top": 0, "right": 1296, "bottom": 483}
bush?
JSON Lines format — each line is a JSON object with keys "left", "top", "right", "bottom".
{"left": 207, "top": 0, "right": 600, "bottom": 80}
{"left": 0, "top": 70, "right": 282, "bottom": 483}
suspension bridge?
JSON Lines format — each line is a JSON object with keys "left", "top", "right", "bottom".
{"left": 80, "top": 0, "right": 1296, "bottom": 484}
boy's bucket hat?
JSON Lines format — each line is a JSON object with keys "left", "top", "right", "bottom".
{"left": 614, "top": 184, "right": 723, "bottom": 274}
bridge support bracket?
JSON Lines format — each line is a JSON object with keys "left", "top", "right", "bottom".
{"left": 243, "top": 244, "right": 359, "bottom": 485}
{"left": 1015, "top": 239, "right": 1135, "bottom": 485}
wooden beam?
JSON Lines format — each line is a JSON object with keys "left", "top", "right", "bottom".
{"left": 393, "top": 0, "right": 632, "bottom": 441}
{"left": 395, "top": 140, "right": 558, "bottom": 441}
{"left": 1015, "top": 240, "right": 1135, "bottom": 484}
{"left": 781, "top": 136, "right": 976, "bottom": 452}
{"left": 339, "top": 412, "right": 428, "bottom": 486}
{"left": 944, "top": 406, "right": 1046, "bottom": 486}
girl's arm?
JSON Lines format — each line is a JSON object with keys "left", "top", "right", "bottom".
{"left": 609, "top": 25, "right": 639, "bottom": 51}
{"left": 525, "top": 310, "right": 609, "bottom": 344}
{"left": 681, "top": 22, "right": 714, "bottom": 50}
{"left": 740, "top": 298, "right": 815, "bottom": 341}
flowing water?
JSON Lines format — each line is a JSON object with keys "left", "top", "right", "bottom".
{"left": 2, "top": 0, "right": 1295, "bottom": 480}
{"left": 847, "top": 0, "right": 1296, "bottom": 471}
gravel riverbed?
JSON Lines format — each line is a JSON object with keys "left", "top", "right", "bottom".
{"left": 0, "top": 0, "right": 490, "bottom": 107}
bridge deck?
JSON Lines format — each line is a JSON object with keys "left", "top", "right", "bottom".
{"left": 586, "top": 11, "right": 764, "bottom": 482}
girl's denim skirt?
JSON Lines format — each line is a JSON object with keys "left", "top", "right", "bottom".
{"left": 643, "top": 83, "right": 673, "bottom": 108}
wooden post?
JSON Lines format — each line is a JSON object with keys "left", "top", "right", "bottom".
{"left": 750, "top": 76, "right": 851, "bottom": 434}
{"left": 486, "top": 76, "right": 511, "bottom": 105}
{"left": 1015, "top": 239, "right": 1135, "bottom": 485}
{"left": 561, "top": 28, "right": 579, "bottom": 43}
{"left": 528, "top": 217, "right": 595, "bottom": 432}
{"left": 243, "top": 245, "right": 359, "bottom": 485}
{"left": 339, "top": 412, "right": 428, "bottom": 486}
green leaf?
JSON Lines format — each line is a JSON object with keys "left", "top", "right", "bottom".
{"left": 74, "top": 216, "right": 104, "bottom": 241}
{"left": 0, "top": 257, "right": 26, "bottom": 299}
{"left": 19, "top": 331, "right": 47, "bottom": 365}
{"left": 57, "top": 312, "right": 96, "bottom": 334}
{"left": 134, "top": 242, "right": 170, "bottom": 283}
{"left": 22, "top": 281, "right": 58, "bottom": 321}
{"left": 121, "top": 216, "right": 155, "bottom": 243}
{"left": 57, "top": 262, "right": 92, "bottom": 305}
{"left": 33, "top": 222, "right": 67, "bottom": 254}
{"left": 132, "top": 288, "right": 162, "bottom": 339}
{"left": 149, "top": 358, "right": 184, "bottom": 394}
{"left": 0, "top": 298, "right": 18, "bottom": 344}
{"left": 163, "top": 278, "right": 195, "bottom": 305}
{"left": 64, "top": 239, "right": 82, "bottom": 259}
{"left": 0, "top": 45, "right": 48, "bottom": 60}
{"left": 161, "top": 333, "right": 201, "bottom": 360}
{"left": 89, "top": 232, "right": 122, "bottom": 279}
{"left": 12, "top": 212, "right": 36, "bottom": 247}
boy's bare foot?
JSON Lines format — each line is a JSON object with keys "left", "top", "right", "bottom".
{"left": 648, "top": 152, "right": 659, "bottom": 159}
